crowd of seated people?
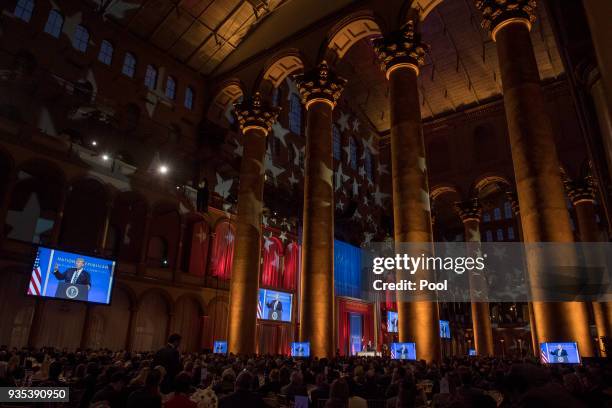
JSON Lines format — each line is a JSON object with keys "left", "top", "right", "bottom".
{"left": 0, "top": 334, "right": 610, "bottom": 408}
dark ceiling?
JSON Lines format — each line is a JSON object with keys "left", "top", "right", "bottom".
{"left": 338, "top": 0, "right": 564, "bottom": 132}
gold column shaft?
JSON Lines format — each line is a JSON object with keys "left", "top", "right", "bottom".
{"left": 299, "top": 101, "right": 335, "bottom": 358}
{"left": 389, "top": 65, "right": 441, "bottom": 362}
{"left": 228, "top": 127, "right": 267, "bottom": 354}
{"left": 495, "top": 22, "right": 593, "bottom": 356}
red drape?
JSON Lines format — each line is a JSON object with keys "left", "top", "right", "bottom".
{"left": 188, "top": 221, "right": 209, "bottom": 276}
{"left": 209, "top": 221, "right": 235, "bottom": 280}
{"left": 283, "top": 242, "right": 299, "bottom": 290}
{"left": 257, "top": 322, "right": 292, "bottom": 355}
{"left": 261, "top": 237, "right": 283, "bottom": 288}
{"left": 337, "top": 298, "right": 374, "bottom": 356}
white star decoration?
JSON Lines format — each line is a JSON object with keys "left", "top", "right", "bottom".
{"left": 214, "top": 173, "right": 233, "bottom": 199}
{"left": 420, "top": 189, "right": 431, "bottom": 212}
{"left": 271, "top": 122, "right": 290, "bottom": 147}
{"left": 353, "top": 209, "right": 362, "bottom": 220}
{"left": 358, "top": 166, "right": 366, "bottom": 178}
{"left": 364, "top": 232, "right": 374, "bottom": 244}
{"left": 417, "top": 156, "right": 427, "bottom": 173}
{"left": 6, "top": 193, "right": 53, "bottom": 243}
{"left": 361, "top": 135, "right": 378, "bottom": 157}
{"left": 362, "top": 195, "right": 369, "bottom": 206}
{"left": 279, "top": 231, "right": 288, "bottom": 242}
{"left": 264, "top": 236, "right": 274, "bottom": 251}
{"left": 233, "top": 140, "right": 244, "bottom": 157}
{"left": 225, "top": 230, "right": 235, "bottom": 244}
{"left": 334, "top": 163, "right": 350, "bottom": 191}
{"left": 336, "top": 199, "right": 345, "bottom": 211}
{"left": 343, "top": 144, "right": 351, "bottom": 164}
{"left": 96, "top": 0, "right": 140, "bottom": 20}
{"left": 373, "top": 186, "right": 390, "bottom": 207}
{"left": 352, "top": 178, "right": 359, "bottom": 196}
{"left": 352, "top": 118, "right": 360, "bottom": 132}
{"left": 288, "top": 172, "right": 299, "bottom": 185}
{"left": 196, "top": 227, "right": 207, "bottom": 244}
{"left": 377, "top": 163, "right": 389, "bottom": 176}
{"left": 265, "top": 147, "right": 285, "bottom": 179}
{"left": 337, "top": 112, "right": 351, "bottom": 132}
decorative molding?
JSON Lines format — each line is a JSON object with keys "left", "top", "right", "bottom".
{"left": 234, "top": 92, "right": 280, "bottom": 136}
{"left": 293, "top": 60, "right": 346, "bottom": 109}
{"left": 372, "top": 20, "right": 427, "bottom": 78}
{"left": 474, "top": 0, "right": 537, "bottom": 40}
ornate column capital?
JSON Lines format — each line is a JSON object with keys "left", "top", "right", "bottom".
{"left": 474, "top": 0, "right": 537, "bottom": 41}
{"left": 234, "top": 92, "right": 280, "bottom": 136}
{"left": 564, "top": 176, "right": 596, "bottom": 205}
{"left": 373, "top": 20, "right": 427, "bottom": 79}
{"left": 455, "top": 198, "right": 482, "bottom": 223}
{"left": 293, "top": 60, "right": 346, "bottom": 110}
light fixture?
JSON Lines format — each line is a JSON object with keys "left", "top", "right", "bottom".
{"left": 102, "top": 154, "right": 110, "bottom": 161}
{"left": 158, "top": 165, "right": 169, "bottom": 174}
{"left": 91, "top": 140, "right": 97, "bottom": 146}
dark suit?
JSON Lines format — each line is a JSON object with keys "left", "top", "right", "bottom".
{"left": 153, "top": 344, "right": 181, "bottom": 393}
{"left": 54, "top": 268, "right": 91, "bottom": 287}
{"left": 550, "top": 348, "right": 568, "bottom": 363}
{"left": 266, "top": 299, "right": 282, "bottom": 320}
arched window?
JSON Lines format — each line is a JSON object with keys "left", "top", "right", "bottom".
{"left": 72, "top": 25, "right": 89, "bottom": 52}
{"left": 147, "top": 236, "right": 169, "bottom": 267}
{"left": 504, "top": 201, "right": 513, "bottom": 219}
{"left": 349, "top": 137, "right": 358, "bottom": 169}
{"left": 14, "top": 0, "right": 34, "bottom": 22}
{"left": 184, "top": 86, "right": 194, "bottom": 110}
{"left": 165, "top": 76, "right": 176, "bottom": 100}
{"left": 507, "top": 226, "right": 515, "bottom": 240}
{"left": 493, "top": 207, "right": 501, "bottom": 220}
{"left": 144, "top": 65, "right": 157, "bottom": 90}
{"left": 485, "top": 230, "right": 493, "bottom": 242}
{"left": 122, "top": 52, "right": 136, "bottom": 78}
{"left": 483, "top": 213, "right": 491, "bottom": 223}
{"left": 289, "top": 92, "right": 302, "bottom": 134}
{"left": 333, "top": 125, "right": 341, "bottom": 161}
{"left": 98, "top": 40, "right": 113, "bottom": 65}
{"left": 44, "top": 10, "right": 63, "bottom": 38}
{"left": 365, "top": 149, "right": 373, "bottom": 181}
{"left": 496, "top": 228, "right": 504, "bottom": 241}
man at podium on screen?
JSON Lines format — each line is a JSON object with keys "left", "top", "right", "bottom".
{"left": 550, "top": 344, "right": 569, "bottom": 363}
{"left": 266, "top": 293, "right": 283, "bottom": 320}
{"left": 53, "top": 257, "right": 91, "bottom": 289}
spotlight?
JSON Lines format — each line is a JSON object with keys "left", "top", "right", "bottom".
{"left": 91, "top": 140, "right": 97, "bottom": 146}
{"left": 102, "top": 154, "right": 110, "bottom": 161}
{"left": 158, "top": 165, "right": 169, "bottom": 174}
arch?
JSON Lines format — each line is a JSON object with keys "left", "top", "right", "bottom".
{"left": 110, "top": 191, "right": 149, "bottom": 262}
{"left": 206, "top": 79, "right": 245, "bottom": 125}
{"left": 404, "top": 0, "right": 444, "bottom": 22}
{"left": 471, "top": 174, "right": 513, "bottom": 197}
{"left": 261, "top": 236, "right": 284, "bottom": 288}
{"left": 172, "top": 294, "right": 205, "bottom": 352}
{"left": 6, "top": 159, "right": 66, "bottom": 244}
{"left": 0, "top": 267, "right": 35, "bottom": 348}
{"left": 430, "top": 184, "right": 462, "bottom": 202}
{"left": 209, "top": 219, "right": 235, "bottom": 280}
{"left": 133, "top": 289, "right": 171, "bottom": 351}
{"left": 60, "top": 177, "right": 109, "bottom": 252}
{"left": 324, "top": 10, "right": 384, "bottom": 62}
{"left": 36, "top": 298, "right": 87, "bottom": 349}
{"left": 87, "top": 286, "right": 132, "bottom": 350}
{"left": 203, "top": 296, "right": 229, "bottom": 349}
{"left": 258, "top": 49, "right": 306, "bottom": 91}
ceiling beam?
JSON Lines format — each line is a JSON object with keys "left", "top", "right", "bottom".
{"left": 148, "top": 0, "right": 183, "bottom": 41}
{"left": 164, "top": 0, "right": 216, "bottom": 52}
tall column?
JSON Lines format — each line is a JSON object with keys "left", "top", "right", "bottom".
{"left": 507, "top": 190, "right": 539, "bottom": 355}
{"left": 138, "top": 210, "right": 154, "bottom": 276}
{"left": 374, "top": 21, "right": 441, "bottom": 362}
{"left": 227, "top": 93, "right": 279, "bottom": 355}
{"left": 564, "top": 176, "right": 611, "bottom": 356}
{"left": 455, "top": 198, "right": 494, "bottom": 356}
{"left": 475, "top": 0, "right": 593, "bottom": 356}
{"left": 294, "top": 61, "right": 346, "bottom": 358}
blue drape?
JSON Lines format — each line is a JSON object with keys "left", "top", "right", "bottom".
{"left": 334, "top": 239, "right": 362, "bottom": 298}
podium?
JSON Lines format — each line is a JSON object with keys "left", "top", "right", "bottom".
{"left": 55, "top": 282, "right": 89, "bottom": 301}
